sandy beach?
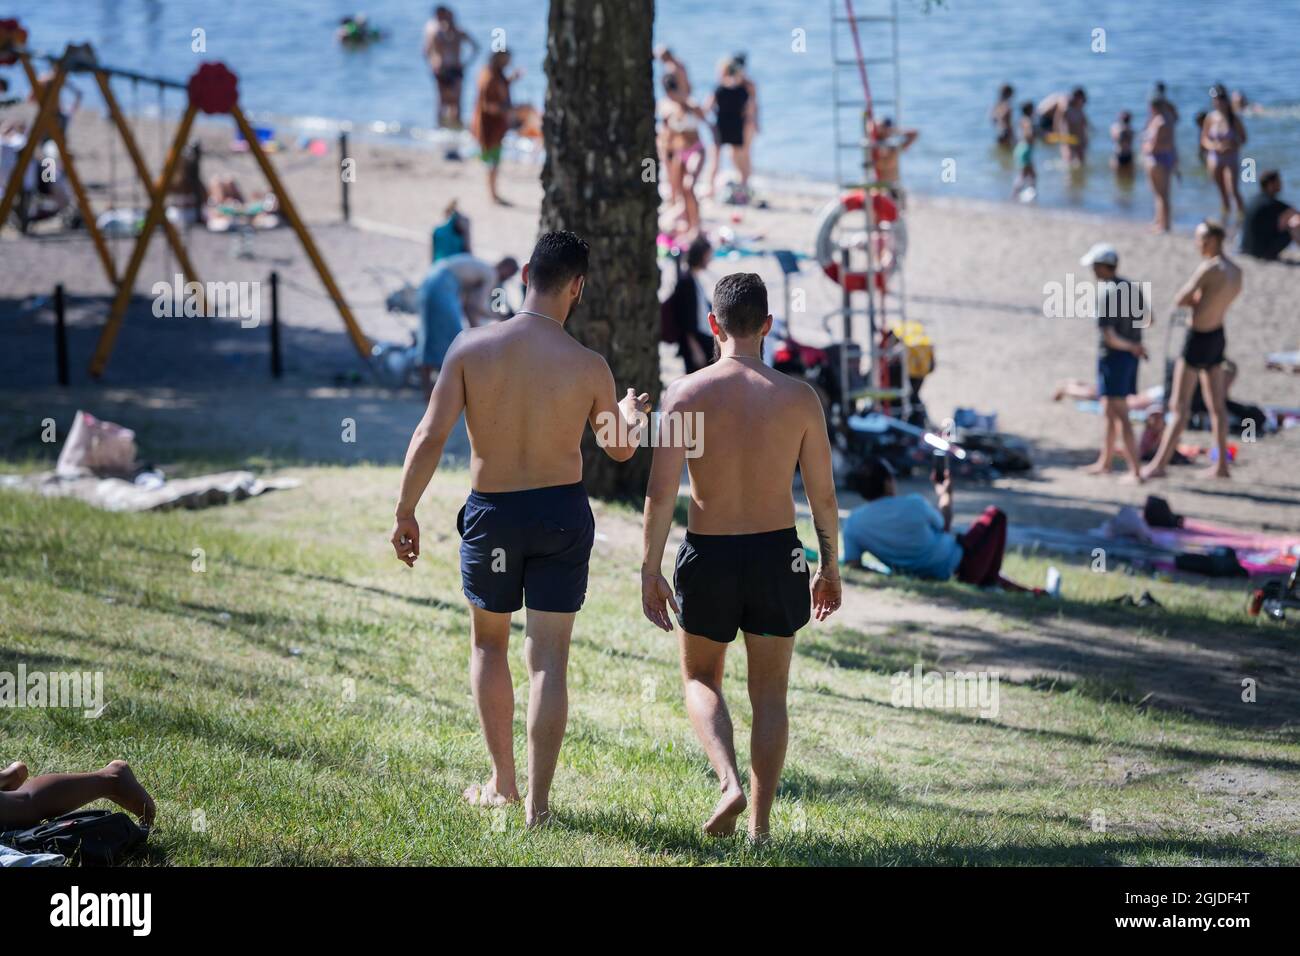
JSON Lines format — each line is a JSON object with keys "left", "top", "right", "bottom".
{"left": 3, "top": 111, "right": 1298, "bottom": 536}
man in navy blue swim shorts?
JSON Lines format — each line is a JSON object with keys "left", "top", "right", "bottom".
{"left": 390, "top": 230, "right": 649, "bottom": 827}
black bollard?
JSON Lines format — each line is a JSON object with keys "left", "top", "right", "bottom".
{"left": 54, "top": 284, "right": 69, "bottom": 387}
{"left": 269, "top": 271, "right": 282, "bottom": 379}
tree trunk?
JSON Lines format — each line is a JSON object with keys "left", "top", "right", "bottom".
{"left": 541, "top": 0, "right": 660, "bottom": 500}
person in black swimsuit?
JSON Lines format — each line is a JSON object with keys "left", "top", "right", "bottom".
{"left": 704, "top": 57, "right": 754, "bottom": 200}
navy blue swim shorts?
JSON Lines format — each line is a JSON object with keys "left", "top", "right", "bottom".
{"left": 456, "top": 481, "right": 595, "bottom": 614}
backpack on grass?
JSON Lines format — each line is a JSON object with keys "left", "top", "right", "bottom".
{"left": 0, "top": 809, "right": 148, "bottom": 866}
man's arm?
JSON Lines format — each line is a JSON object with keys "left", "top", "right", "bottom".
{"left": 461, "top": 29, "right": 481, "bottom": 61}
{"left": 797, "top": 387, "right": 841, "bottom": 621}
{"left": 640, "top": 384, "right": 687, "bottom": 631}
{"left": 389, "top": 339, "right": 468, "bottom": 566}
{"left": 588, "top": 358, "right": 648, "bottom": 462}
{"left": 1174, "top": 263, "right": 1209, "bottom": 309}
{"left": 1102, "top": 326, "right": 1148, "bottom": 358}
{"left": 422, "top": 22, "right": 437, "bottom": 63}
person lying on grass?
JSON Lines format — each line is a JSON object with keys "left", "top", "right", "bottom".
{"left": 841, "top": 456, "right": 1041, "bottom": 594}
{"left": 0, "top": 760, "right": 155, "bottom": 830}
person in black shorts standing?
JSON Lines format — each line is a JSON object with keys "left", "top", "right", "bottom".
{"left": 1079, "top": 243, "right": 1148, "bottom": 481}
{"left": 641, "top": 273, "right": 841, "bottom": 841}
{"left": 1143, "top": 221, "right": 1242, "bottom": 480}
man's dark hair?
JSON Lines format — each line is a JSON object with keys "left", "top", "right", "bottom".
{"left": 526, "top": 230, "right": 589, "bottom": 294}
{"left": 685, "top": 235, "right": 712, "bottom": 269}
{"left": 711, "top": 272, "right": 768, "bottom": 337}
{"left": 1260, "top": 169, "right": 1281, "bottom": 190}
{"left": 849, "top": 457, "right": 895, "bottom": 502}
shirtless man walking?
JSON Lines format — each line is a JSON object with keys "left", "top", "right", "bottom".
{"left": 640, "top": 273, "right": 842, "bottom": 841}
{"left": 391, "top": 231, "right": 648, "bottom": 826}
{"left": 1142, "top": 220, "right": 1242, "bottom": 480}
{"left": 423, "top": 6, "right": 480, "bottom": 129}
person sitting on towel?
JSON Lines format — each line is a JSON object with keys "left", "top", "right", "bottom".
{"left": 841, "top": 456, "right": 1040, "bottom": 593}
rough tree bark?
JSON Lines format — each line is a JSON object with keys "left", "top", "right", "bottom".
{"left": 541, "top": 0, "right": 660, "bottom": 500}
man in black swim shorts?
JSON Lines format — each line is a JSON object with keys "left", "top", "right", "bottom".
{"left": 1143, "top": 220, "right": 1243, "bottom": 480}
{"left": 641, "top": 273, "right": 841, "bottom": 840}
{"left": 423, "top": 6, "right": 479, "bottom": 129}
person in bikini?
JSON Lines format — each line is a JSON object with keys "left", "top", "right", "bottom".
{"left": 391, "top": 231, "right": 649, "bottom": 827}
{"left": 641, "top": 273, "right": 841, "bottom": 841}
{"left": 1143, "top": 96, "right": 1177, "bottom": 232}
{"left": 657, "top": 74, "right": 708, "bottom": 236}
{"left": 1142, "top": 220, "right": 1242, "bottom": 481}
{"left": 1202, "top": 84, "right": 1248, "bottom": 221}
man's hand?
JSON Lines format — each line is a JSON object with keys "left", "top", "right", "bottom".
{"left": 810, "top": 566, "right": 841, "bottom": 622}
{"left": 641, "top": 569, "right": 680, "bottom": 632}
{"left": 618, "top": 387, "right": 652, "bottom": 445}
{"left": 391, "top": 515, "right": 420, "bottom": 567}
{"left": 1133, "top": 343, "right": 1149, "bottom": 360}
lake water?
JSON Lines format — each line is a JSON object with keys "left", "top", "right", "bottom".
{"left": 15, "top": 0, "right": 1300, "bottom": 225}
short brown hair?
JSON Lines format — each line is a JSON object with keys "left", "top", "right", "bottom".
{"left": 711, "top": 273, "right": 768, "bottom": 337}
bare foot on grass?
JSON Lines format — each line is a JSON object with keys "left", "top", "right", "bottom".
{"left": 703, "top": 786, "right": 747, "bottom": 837}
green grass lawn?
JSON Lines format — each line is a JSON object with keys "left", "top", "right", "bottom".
{"left": 2, "top": 463, "right": 1297, "bottom": 865}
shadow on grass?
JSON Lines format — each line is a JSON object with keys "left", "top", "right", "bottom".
{"left": 561, "top": 804, "right": 1279, "bottom": 865}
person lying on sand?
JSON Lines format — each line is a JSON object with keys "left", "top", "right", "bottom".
{"left": 0, "top": 759, "right": 155, "bottom": 829}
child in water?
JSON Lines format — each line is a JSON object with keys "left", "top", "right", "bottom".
{"left": 1111, "top": 110, "right": 1135, "bottom": 173}
{"left": 1012, "top": 101, "right": 1037, "bottom": 200}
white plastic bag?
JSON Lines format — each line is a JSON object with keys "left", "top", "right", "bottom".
{"left": 55, "top": 410, "right": 138, "bottom": 477}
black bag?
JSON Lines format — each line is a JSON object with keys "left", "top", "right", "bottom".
{"left": 1174, "top": 546, "right": 1249, "bottom": 578}
{"left": 0, "top": 809, "right": 148, "bottom": 866}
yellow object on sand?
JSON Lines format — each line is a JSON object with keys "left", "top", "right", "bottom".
{"left": 890, "top": 320, "right": 934, "bottom": 379}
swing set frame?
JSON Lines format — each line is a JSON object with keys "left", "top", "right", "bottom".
{"left": 0, "top": 36, "right": 370, "bottom": 378}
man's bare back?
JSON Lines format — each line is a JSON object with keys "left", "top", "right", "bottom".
{"left": 668, "top": 355, "right": 823, "bottom": 534}
{"left": 1184, "top": 254, "right": 1242, "bottom": 332}
{"left": 455, "top": 315, "right": 609, "bottom": 492}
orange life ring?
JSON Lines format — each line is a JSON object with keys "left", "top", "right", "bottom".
{"left": 815, "top": 189, "right": 906, "bottom": 292}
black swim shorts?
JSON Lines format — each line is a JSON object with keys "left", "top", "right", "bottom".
{"left": 457, "top": 482, "right": 595, "bottom": 614}
{"left": 674, "top": 527, "right": 812, "bottom": 643}
{"left": 1182, "top": 326, "right": 1226, "bottom": 370}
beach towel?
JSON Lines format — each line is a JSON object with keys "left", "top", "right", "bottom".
{"left": 1147, "top": 520, "right": 1300, "bottom": 576}
{"left": 1, "top": 470, "right": 299, "bottom": 513}
{"left": 1265, "top": 350, "right": 1300, "bottom": 373}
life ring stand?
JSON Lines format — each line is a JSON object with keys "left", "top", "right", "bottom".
{"left": 814, "top": 189, "right": 907, "bottom": 292}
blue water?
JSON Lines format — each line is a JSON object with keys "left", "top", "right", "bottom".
{"left": 13, "top": 0, "right": 1300, "bottom": 225}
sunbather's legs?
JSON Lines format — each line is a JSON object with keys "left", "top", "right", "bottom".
{"left": 0, "top": 760, "right": 155, "bottom": 829}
